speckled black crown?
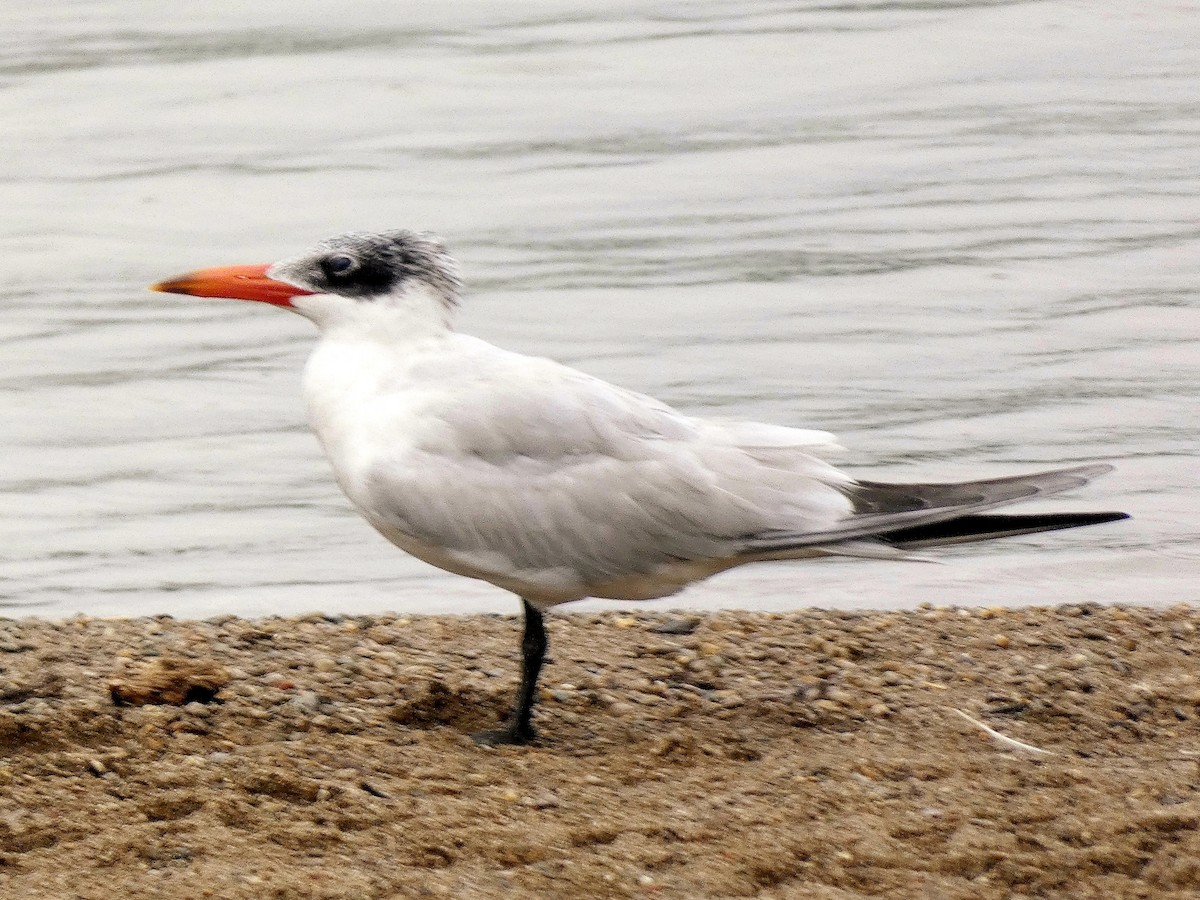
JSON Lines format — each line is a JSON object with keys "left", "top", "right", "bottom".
{"left": 308, "top": 230, "right": 462, "bottom": 308}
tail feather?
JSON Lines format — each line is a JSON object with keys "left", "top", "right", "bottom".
{"left": 743, "top": 463, "right": 1126, "bottom": 553}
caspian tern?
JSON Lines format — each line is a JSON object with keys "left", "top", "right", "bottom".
{"left": 152, "top": 230, "right": 1128, "bottom": 745}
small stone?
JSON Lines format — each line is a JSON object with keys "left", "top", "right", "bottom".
{"left": 993, "top": 635, "right": 1011, "bottom": 648}
{"left": 650, "top": 617, "right": 701, "bottom": 635}
{"left": 614, "top": 617, "right": 637, "bottom": 629}
{"left": 314, "top": 657, "right": 337, "bottom": 673}
{"left": 290, "top": 691, "right": 321, "bottom": 713}
{"left": 521, "top": 790, "right": 561, "bottom": 809}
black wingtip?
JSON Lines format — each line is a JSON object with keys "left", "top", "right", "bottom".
{"left": 885, "top": 510, "right": 1130, "bottom": 550}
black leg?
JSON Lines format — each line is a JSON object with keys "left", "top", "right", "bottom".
{"left": 473, "top": 599, "right": 547, "bottom": 746}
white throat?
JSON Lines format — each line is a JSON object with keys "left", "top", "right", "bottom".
{"left": 288, "top": 281, "right": 456, "bottom": 344}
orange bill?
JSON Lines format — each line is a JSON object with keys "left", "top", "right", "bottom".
{"left": 151, "top": 264, "right": 315, "bottom": 307}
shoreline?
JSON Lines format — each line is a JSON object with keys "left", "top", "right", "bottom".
{"left": 2, "top": 604, "right": 1199, "bottom": 898}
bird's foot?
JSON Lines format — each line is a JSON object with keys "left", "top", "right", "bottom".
{"left": 472, "top": 721, "right": 537, "bottom": 747}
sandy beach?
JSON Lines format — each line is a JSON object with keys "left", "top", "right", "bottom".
{"left": 1, "top": 603, "right": 1199, "bottom": 899}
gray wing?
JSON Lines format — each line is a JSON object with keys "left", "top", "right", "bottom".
{"left": 358, "top": 361, "right": 856, "bottom": 594}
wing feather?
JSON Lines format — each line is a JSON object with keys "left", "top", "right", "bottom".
{"left": 355, "top": 356, "right": 853, "bottom": 595}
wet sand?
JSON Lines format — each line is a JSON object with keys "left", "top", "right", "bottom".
{"left": 1, "top": 604, "right": 1199, "bottom": 899}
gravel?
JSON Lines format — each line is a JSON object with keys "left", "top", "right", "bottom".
{"left": 0, "top": 604, "right": 1198, "bottom": 898}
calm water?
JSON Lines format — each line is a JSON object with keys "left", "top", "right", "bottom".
{"left": 2, "top": 2, "right": 1197, "bottom": 620}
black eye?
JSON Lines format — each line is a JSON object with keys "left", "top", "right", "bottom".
{"left": 324, "top": 254, "right": 358, "bottom": 277}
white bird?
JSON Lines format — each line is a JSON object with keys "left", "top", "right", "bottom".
{"left": 152, "top": 230, "right": 1127, "bottom": 744}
